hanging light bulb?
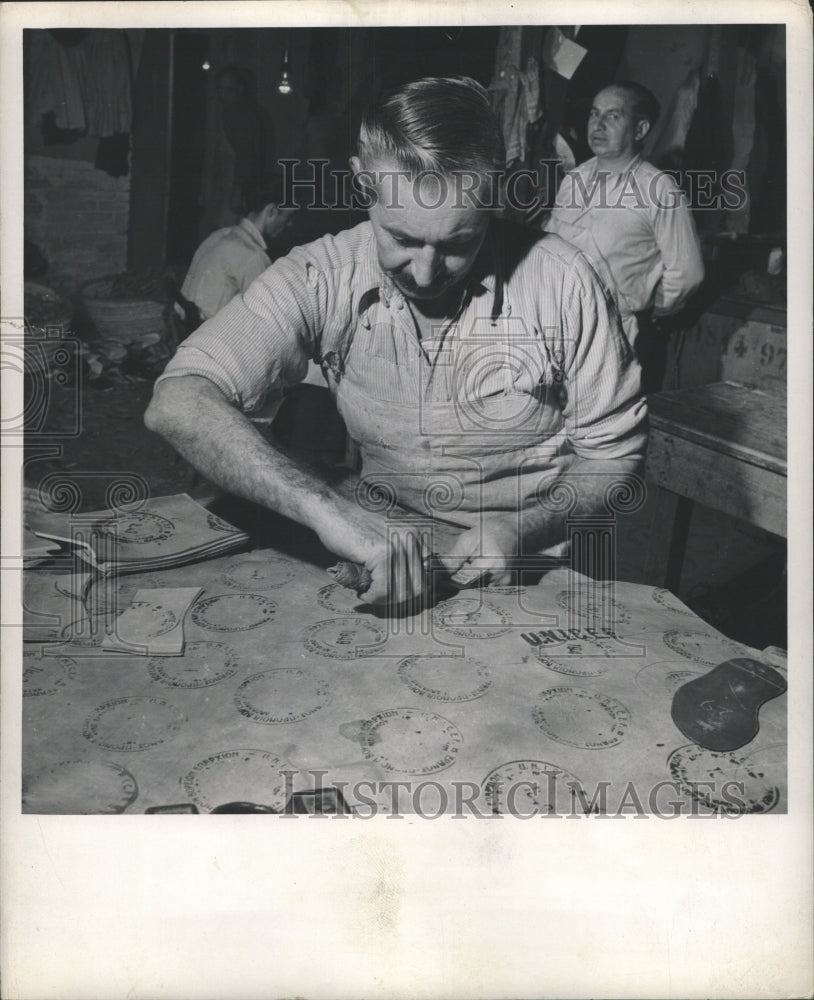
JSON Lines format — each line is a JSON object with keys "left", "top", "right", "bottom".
{"left": 278, "top": 46, "right": 292, "bottom": 95}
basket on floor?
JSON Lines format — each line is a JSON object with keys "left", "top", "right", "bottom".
{"left": 80, "top": 274, "right": 167, "bottom": 345}
{"left": 23, "top": 281, "right": 74, "bottom": 374}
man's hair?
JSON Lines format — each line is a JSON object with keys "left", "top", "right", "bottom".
{"left": 244, "top": 172, "right": 286, "bottom": 214}
{"left": 357, "top": 76, "right": 506, "bottom": 176}
{"left": 609, "top": 80, "right": 661, "bottom": 128}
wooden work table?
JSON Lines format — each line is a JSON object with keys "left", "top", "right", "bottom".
{"left": 21, "top": 491, "right": 788, "bottom": 817}
{"left": 644, "top": 380, "right": 787, "bottom": 593}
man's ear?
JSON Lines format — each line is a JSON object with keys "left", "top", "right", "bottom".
{"left": 349, "top": 155, "right": 376, "bottom": 210}
{"left": 635, "top": 119, "right": 651, "bottom": 143}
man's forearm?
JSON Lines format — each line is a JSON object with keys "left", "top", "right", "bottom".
{"left": 144, "top": 375, "right": 375, "bottom": 564}
{"left": 518, "top": 457, "right": 643, "bottom": 554}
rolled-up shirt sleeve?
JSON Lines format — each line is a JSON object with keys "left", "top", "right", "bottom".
{"left": 557, "top": 253, "right": 648, "bottom": 465}
{"left": 157, "top": 245, "right": 333, "bottom": 413}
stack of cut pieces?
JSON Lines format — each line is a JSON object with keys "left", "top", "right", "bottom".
{"left": 23, "top": 494, "right": 249, "bottom": 653}
{"left": 26, "top": 493, "right": 248, "bottom": 574}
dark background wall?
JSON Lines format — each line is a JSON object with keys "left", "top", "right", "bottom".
{"left": 24, "top": 25, "right": 786, "bottom": 288}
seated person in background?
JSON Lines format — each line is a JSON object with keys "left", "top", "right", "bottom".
{"left": 146, "top": 76, "right": 647, "bottom": 610}
{"left": 545, "top": 81, "right": 704, "bottom": 390}
{"left": 181, "top": 176, "right": 340, "bottom": 455}
{"left": 181, "top": 175, "right": 295, "bottom": 322}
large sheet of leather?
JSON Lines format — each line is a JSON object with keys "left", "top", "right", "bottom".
{"left": 21, "top": 548, "right": 787, "bottom": 816}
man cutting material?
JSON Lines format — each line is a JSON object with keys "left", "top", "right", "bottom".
{"left": 545, "top": 82, "right": 704, "bottom": 362}
{"left": 146, "top": 77, "right": 647, "bottom": 610}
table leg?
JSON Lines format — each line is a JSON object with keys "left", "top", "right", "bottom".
{"left": 645, "top": 486, "right": 694, "bottom": 593}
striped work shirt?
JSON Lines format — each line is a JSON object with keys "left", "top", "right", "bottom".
{"left": 158, "top": 219, "right": 647, "bottom": 466}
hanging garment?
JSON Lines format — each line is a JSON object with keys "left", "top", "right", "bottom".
{"left": 648, "top": 68, "right": 701, "bottom": 170}
{"left": 95, "top": 132, "right": 130, "bottom": 177}
{"left": 40, "top": 111, "right": 85, "bottom": 145}
{"left": 723, "top": 46, "right": 757, "bottom": 234}
{"left": 28, "top": 29, "right": 87, "bottom": 131}
{"left": 83, "top": 29, "right": 132, "bottom": 137}
{"left": 489, "top": 27, "right": 542, "bottom": 166}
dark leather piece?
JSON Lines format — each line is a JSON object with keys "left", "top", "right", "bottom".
{"left": 210, "top": 801, "right": 279, "bottom": 814}
{"left": 671, "top": 657, "right": 787, "bottom": 752}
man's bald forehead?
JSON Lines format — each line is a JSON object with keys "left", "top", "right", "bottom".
{"left": 593, "top": 82, "right": 660, "bottom": 127}
{"left": 593, "top": 86, "right": 634, "bottom": 110}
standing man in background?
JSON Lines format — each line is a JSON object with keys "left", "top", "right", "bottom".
{"left": 545, "top": 81, "right": 704, "bottom": 390}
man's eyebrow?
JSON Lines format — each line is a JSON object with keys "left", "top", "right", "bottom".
{"left": 381, "top": 224, "right": 482, "bottom": 243}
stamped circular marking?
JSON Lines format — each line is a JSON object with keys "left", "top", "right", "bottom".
{"left": 235, "top": 668, "right": 331, "bottom": 724}
{"left": 481, "top": 759, "right": 584, "bottom": 815}
{"left": 650, "top": 587, "right": 695, "bottom": 617}
{"left": 663, "top": 629, "right": 747, "bottom": 666}
{"left": 83, "top": 696, "right": 185, "bottom": 751}
{"left": 191, "top": 593, "right": 277, "bottom": 632}
{"left": 534, "top": 637, "right": 613, "bottom": 677}
{"left": 181, "top": 749, "right": 289, "bottom": 812}
{"left": 120, "top": 600, "right": 178, "bottom": 638}
{"left": 481, "top": 583, "right": 527, "bottom": 597}
{"left": 22, "top": 760, "right": 138, "bottom": 814}
{"left": 317, "top": 582, "right": 364, "bottom": 615}
{"left": 148, "top": 641, "right": 240, "bottom": 689}
{"left": 668, "top": 743, "right": 780, "bottom": 814}
{"left": 554, "top": 589, "right": 632, "bottom": 627}
{"left": 397, "top": 654, "right": 492, "bottom": 702}
{"left": 301, "top": 617, "right": 386, "bottom": 659}
{"left": 634, "top": 660, "right": 704, "bottom": 698}
{"left": 86, "top": 573, "right": 162, "bottom": 614}
{"left": 23, "top": 648, "right": 77, "bottom": 696}
{"left": 532, "top": 687, "right": 631, "bottom": 749}
{"left": 360, "top": 708, "right": 463, "bottom": 775}
{"left": 735, "top": 744, "right": 786, "bottom": 811}
{"left": 97, "top": 510, "right": 175, "bottom": 544}
{"left": 222, "top": 555, "right": 296, "bottom": 591}
{"left": 432, "top": 597, "right": 512, "bottom": 638}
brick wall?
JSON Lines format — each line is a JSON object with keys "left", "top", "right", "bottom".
{"left": 25, "top": 155, "right": 130, "bottom": 292}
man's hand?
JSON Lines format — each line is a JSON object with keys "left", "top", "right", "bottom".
{"left": 361, "top": 527, "right": 430, "bottom": 609}
{"left": 438, "top": 514, "right": 521, "bottom": 588}
{"left": 313, "top": 504, "right": 431, "bottom": 611}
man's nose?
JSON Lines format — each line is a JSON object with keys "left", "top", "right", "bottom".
{"left": 411, "top": 247, "right": 441, "bottom": 286}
